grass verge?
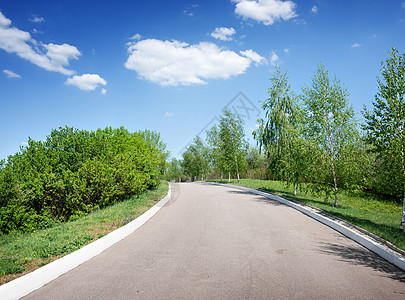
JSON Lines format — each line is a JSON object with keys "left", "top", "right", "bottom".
{"left": 0, "top": 181, "right": 168, "bottom": 285}
{"left": 208, "top": 179, "right": 404, "bottom": 251}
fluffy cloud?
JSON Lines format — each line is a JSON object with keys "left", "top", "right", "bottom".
{"left": 125, "top": 38, "right": 264, "bottom": 86}
{"left": 3, "top": 69, "right": 21, "bottom": 78}
{"left": 233, "top": 0, "right": 297, "bottom": 25}
{"left": 130, "top": 33, "right": 142, "bottom": 40}
{"left": 311, "top": 6, "right": 318, "bottom": 14}
{"left": 164, "top": 112, "right": 174, "bottom": 117}
{"left": 29, "top": 16, "right": 45, "bottom": 23}
{"left": 0, "top": 11, "right": 80, "bottom": 75}
{"left": 270, "top": 51, "right": 279, "bottom": 66}
{"left": 240, "top": 49, "right": 266, "bottom": 65}
{"left": 351, "top": 43, "right": 362, "bottom": 48}
{"left": 65, "top": 74, "right": 107, "bottom": 91}
{"left": 211, "top": 27, "right": 236, "bottom": 41}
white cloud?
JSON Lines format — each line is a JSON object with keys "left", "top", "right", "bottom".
{"left": 183, "top": 4, "right": 198, "bottom": 16}
{"left": 351, "top": 43, "right": 362, "bottom": 48}
{"left": 65, "top": 74, "right": 107, "bottom": 91}
{"left": 270, "top": 51, "right": 279, "bottom": 66}
{"left": 125, "top": 38, "right": 264, "bottom": 86}
{"left": 101, "top": 88, "right": 107, "bottom": 95}
{"left": 164, "top": 112, "right": 174, "bottom": 117}
{"left": 3, "top": 69, "right": 21, "bottom": 79}
{"left": 283, "top": 48, "right": 289, "bottom": 53}
{"left": 311, "top": 6, "right": 318, "bottom": 14}
{"left": 29, "top": 16, "right": 45, "bottom": 23}
{"left": 183, "top": 10, "right": 194, "bottom": 16}
{"left": 43, "top": 43, "right": 81, "bottom": 67}
{"left": 240, "top": 49, "right": 266, "bottom": 65}
{"left": 0, "top": 11, "right": 80, "bottom": 75}
{"left": 0, "top": 12, "right": 11, "bottom": 27}
{"left": 402, "top": 2, "right": 405, "bottom": 8}
{"left": 233, "top": 0, "right": 297, "bottom": 25}
{"left": 130, "top": 33, "right": 142, "bottom": 40}
{"left": 211, "top": 27, "right": 236, "bottom": 41}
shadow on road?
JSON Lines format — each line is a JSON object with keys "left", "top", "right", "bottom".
{"left": 318, "top": 241, "right": 405, "bottom": 282}
{"left": 166, "top": 183, "right": 180, "bottom": 206}
{"left": 226, "top": 190, "right": 286, "bottom": 206}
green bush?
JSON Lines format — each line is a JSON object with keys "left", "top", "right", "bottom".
{"left": 0, "top": 126, "right": 168, "bottom": 233}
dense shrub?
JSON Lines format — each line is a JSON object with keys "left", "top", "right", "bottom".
{"left": 0, "top": 126, "right": 167, "bottom": 233}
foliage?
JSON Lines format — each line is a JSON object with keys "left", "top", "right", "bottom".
{"left": 362, "top": 46, "right": 405, "bottom": 231}
{"left": 217, "top": 108, "right": 248, "bottom": 182}
{"left": 301, "top": 64, "right": 360, "bottom": 207}
{"left": 164, "top": 158, "right": 184, "bottom": 181}
{"left": 254, "top": 68, "right": 309, "bottom": 194}
{"left": 181, "top": 137, "right": 210, "bottom": 180}
{"left": 0, "top": 126, "right": 166, "bottom": 233}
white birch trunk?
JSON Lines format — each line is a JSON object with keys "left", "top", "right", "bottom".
{"left": 401, "top": 184, "right": 405, "bottom": 232}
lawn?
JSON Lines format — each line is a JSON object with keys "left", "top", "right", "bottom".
{"left": 208, "top": 179, "right": 405, "bottom": 251}
{"left": 0, "top": 181, "right": 168, "bottom": 285}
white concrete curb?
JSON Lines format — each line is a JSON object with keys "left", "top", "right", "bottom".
{"left": 0, "top": 183, "right": 172, "bottom": 300}
{"left": 207, "top": 182, "right": 405, "bottom": 272}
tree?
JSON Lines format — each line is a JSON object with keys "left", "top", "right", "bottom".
{"left": 218, "top": 108, "right": 248, "bottom": 183}
{"left": 362, "top": 47, "right": 405, "bottom": 231}
{"left": 206, "top": 124, "right": 225, "bottom": 181}
{"left": 181, "top": 137, "right": 210, "bottom": 181}
{"left": 301, "top": 64, "right": 359, "bottom": 207}
{"left": 254, "top": 68, "right": 305, "bottom": 195}
{"left": 165, "top": 158, "right": 184, "bottom": 182}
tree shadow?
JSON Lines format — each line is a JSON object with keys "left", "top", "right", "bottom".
{"left": 317, "top": 241, "right": 405, "bottom": 282}
{"left": 226, "top": 190, "right": 286, "bottom": 206}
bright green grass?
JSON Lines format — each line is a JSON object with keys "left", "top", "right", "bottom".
{"left": 208, "top": 179, "right": 405, "bottom": 251}
{"left": 0, "top": 181, "right": 168, "bottom": 284}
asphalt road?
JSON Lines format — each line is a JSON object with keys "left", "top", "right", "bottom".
{"left": 24, "top": 182, "right": 405, "bottom": 299}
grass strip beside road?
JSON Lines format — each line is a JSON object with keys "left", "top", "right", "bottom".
{"left": 208, "top": 179, "right": 405, "bottom": 251}
{"left": 0, "top": 181, "right": 169, "bottom": 285}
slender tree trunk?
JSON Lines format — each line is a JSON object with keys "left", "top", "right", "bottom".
{"left": 401, "top": 183, "right": 405, "bottom": 232}
{"left": 333, "top": 167, "right": 338, "bottom": 207}
{"left": 221, "top": 172, "right": 223, "bottom": 182}
{"left": 236, "top": 160, "right": 240, "bottom": 183}
{"left": 292, "top": 170, "right": 297, "bottom": 196}
{"left": 228, "top": 172, "right": 231, "bottom": 182}
{"left": 326, "top": 122, "right": 338, "bottom": 208}
{"left": 400, "top": 142, "right": 405, "bottom": 232}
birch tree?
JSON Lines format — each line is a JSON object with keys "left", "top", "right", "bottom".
{"left": 218, "top": 108, "right": 247, "bottom": 183}
{"left": 301, "top": 64, "right": 359, "bottom": 207}
{"left": 363, "top": 47, "right": 405, "bottom": 231}
{"left": 254, "top": 68, "right": 307, "bottom": 195}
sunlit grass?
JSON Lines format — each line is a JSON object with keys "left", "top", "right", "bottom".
{"left": 0, "top": 181, "right": 168, "bottom": 285}
{"left": 208, "top": 178, "right": 404, "bottom": 251}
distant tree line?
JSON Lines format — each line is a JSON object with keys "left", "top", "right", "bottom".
{"left": 165, "top": 47, "right": 405, "bottom": 231}
{"left": 0, "top": 126, "right": 168, "bottom": 233}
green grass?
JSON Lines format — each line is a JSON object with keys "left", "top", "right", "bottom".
{"left": 208, "top": 179, "right": 405, "bottom": 251}
{"left": 0, "top": 181, "right": 168, "bottom": 285}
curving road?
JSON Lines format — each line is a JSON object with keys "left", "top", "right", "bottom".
{"left": 24, "top": 183, "right": 405, "bottom": 299}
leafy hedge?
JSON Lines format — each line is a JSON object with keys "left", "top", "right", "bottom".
{"left": 0, "top": 126, "right": 167, "bottom": 233}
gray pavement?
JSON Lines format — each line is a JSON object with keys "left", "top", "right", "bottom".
{"left": 24, "top": 182, "right": 405, "bottom": 299}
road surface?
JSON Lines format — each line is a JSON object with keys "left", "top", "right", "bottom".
{"left": 24, "top": 182, "right": 405, "bottom": 299}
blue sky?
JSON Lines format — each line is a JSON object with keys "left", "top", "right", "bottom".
{"left": 1, "top": 0, "right": 405, "bottom": 160}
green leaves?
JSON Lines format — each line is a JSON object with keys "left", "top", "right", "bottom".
{"left": 0, "top": 126, "right": 166, "bottom": 233}
{"left": 362, "top": 47, "right": 405, "bottom": 230}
